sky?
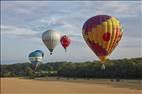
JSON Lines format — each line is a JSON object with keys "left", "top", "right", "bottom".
{"left": 1, "top": 1, "right": 142, "bottom": 64}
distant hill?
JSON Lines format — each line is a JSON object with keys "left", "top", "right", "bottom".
{"left": 1, "top": 58, "right": 142, "bottom": 79}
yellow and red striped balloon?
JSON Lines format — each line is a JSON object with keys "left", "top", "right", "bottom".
{"left": 82, "top": 15, "right": 123, "bottom": 64}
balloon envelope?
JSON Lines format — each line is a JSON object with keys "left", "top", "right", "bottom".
{"left": 82, "top": 15, "right": 123, "bottom": 63}
{"left": 29, "top": 51, "right": 43, "bottom": 70}
{"left": 60, "top": 35, "right": 71, "bottom": 52}
{"left": 34, "top": 50, "right": 44, "bottom": 57}
{"left": 42, "top": 30, "right": 61, "bottom": 55}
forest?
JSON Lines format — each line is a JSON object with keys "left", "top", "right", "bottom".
{"left": 1, "top": 58, "right": 142, "bottom": 79}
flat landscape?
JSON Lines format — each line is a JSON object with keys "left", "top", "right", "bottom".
{"left": 1, "top": 78, "right": 141, "bottom": 94}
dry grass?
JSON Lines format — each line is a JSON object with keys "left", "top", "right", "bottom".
{"left": 1, "top": 78, "right": 141, "bottom": 94}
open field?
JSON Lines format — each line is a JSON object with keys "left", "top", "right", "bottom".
{"left": 1, "top": 78, "right": 142, "bottom": 94}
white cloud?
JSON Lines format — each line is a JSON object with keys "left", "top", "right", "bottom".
{"left": 1, "top": 2, "right": 38, "bottom": 15}
{"left": 30, "top": 15, "right": 76, "bottom": 35}
{"left": 94, "top": 1, "right": 141, "bottom": 18}
{"left": 1, "top": 25, "right": 41, "bottom": 39}
{"left": 2, "top": 1, "right": 141, "bottom": 17}
{"left": 38, "top": 16, "right": 67, "bottom": 26}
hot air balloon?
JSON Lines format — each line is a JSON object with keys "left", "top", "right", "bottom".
{"left": 82, "top": 15, "right": 123, "bottom": 69}
{"left": 29, "top": 51, "right": 43, "bottom": 70}
{"left": 42, "top": 30, "right": 61, "bottom": 55}
{"left": 34, "top": 50, "right": 44, "bottom": 57}
{"left": 60, "top": 35, "right": 71, "bottom": 52}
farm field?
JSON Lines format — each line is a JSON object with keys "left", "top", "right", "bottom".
{"left": 1, "top": 78, "right": 141, "bottom": 94}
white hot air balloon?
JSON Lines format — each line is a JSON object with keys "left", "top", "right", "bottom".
{"left": 42, "top": 29, "right": 61, "bottom": 55}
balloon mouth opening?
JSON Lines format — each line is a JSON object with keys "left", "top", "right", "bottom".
{"left": 31, "top": 64, "right": 38, "bottom": 70}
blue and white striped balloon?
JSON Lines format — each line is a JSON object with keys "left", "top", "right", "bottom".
{"left": 29, "top": 51, "right": 43, "bottom": 70}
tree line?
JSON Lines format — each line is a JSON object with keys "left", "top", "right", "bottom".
{"left": 1, "top": 58, "right": 142, "bottom": 79}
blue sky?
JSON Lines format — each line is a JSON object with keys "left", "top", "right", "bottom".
{"left": 1, "top": 1, "right": 142, "bottom": 64}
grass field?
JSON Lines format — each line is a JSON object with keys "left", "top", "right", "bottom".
{"left": 1, "top": 77, "right": 141, "bottom": 94}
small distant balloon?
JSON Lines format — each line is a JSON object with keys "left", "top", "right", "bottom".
{"left": 42, "top": 29, "right": 61, "bottom": 55}
{"left": 60, "top": 35, "right": 71, "bottom": 52}
{"left": 28, "top": 51, "right": 43, "bottom": 70}
{"left": 82, "top": 15, "right": 123, "bottom": 69}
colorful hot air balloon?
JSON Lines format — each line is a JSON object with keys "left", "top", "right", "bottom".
{"left": 42, "top": 30, "right": 61, "bottom": 55}
{"left": 60, "top": 35, "right": 71, "bottom": 52}
{"left": 82, "top": 15, "right": 123, "bottom": 69}
{"left": 29, "top": 51, "right": 43, "bottom": 70}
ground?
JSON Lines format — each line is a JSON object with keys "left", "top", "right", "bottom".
{"left": 1, "top": 78, "right": 141, "bottom": 94}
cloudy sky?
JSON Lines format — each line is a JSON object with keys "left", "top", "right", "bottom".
{"left": 1, "top": 1, "right": 142, "bottom": 64}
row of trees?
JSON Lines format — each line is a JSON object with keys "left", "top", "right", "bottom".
{"left": 1, "top": 58, "right": 142, "bottom": 79}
